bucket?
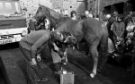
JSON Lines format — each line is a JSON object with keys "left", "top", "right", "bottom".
{"left": 60, "top": 70, "right": 74, "bottom": 84}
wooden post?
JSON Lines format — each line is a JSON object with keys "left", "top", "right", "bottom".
{"left": 97, "top": 0, "right": 100, "bottom": 15}
{"left": 85, "top": 0, "right": 88, "bottom": 10}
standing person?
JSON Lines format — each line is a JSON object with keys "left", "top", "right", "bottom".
{"left": 84, "top": 10, "right": 93, "bottom": 18}
{"left": 70, "top": 11, "right": 77, "bottom": 20}
{"left": 94, "top": 15, "right": 100, "bottom": 21}
{"left": 63, "top": 10, "right": 69, "bottom": 17}
{"left": 108, "top": 11, "right": 119, "bottom": 26}
{"left": 112, "top": 11, "right": 119, "bottom": 21}
{"left": 107, "top": 11, "right": 119, "bottom": 44}
{"left": 28, "top": 17, "right": 37, "bottom": 33}
{"left": 126, "top": 19, "right": 135, "bottom": 38}
{"left": 125, "top": 11, "right": 133, "bottom": 26}
{"left": 131, "top": 33, "right": 135, "bottom": 80}
{"left": 111, "top": 16, "right": 125, "bottom": 48}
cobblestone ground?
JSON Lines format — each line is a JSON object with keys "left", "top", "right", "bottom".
{"left": 0, "top": 43, "right": 134, "bottom": 84}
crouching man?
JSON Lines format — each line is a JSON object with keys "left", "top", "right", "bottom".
{"left": 19, "top": 30, "right": 51, "bottom": 65}
{"left": 19, "top": 29, "right": 77, "bottom": 82}
{"left": 19, "top": 30, "right": 51, "bottom": 83}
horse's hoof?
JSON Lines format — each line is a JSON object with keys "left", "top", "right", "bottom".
{"left": 90, "top": 73, "right": 96, "bottom": 78}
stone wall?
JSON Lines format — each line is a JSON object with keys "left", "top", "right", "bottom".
{"left": 20, "top": 0, "right": 39, "bottom": 15}
{"left": 20, "top": 0, "right": 53, "bottom": 16}
{"left": 19, "top": 0, "right": 86, "bottom": 16}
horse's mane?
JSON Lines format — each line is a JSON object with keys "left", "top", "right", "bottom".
{"left": 36, "top": 5, "right": 64, "bottom": 19}
{"left": 35, "top": 5, "right": 71, "bottom": 29}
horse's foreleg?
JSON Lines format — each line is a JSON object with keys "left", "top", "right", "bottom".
{"left": 63, "top": 48, "right": 68, "bottom": 65}
{"left": 89, "top": 44, "right": 99, "bottom": 78}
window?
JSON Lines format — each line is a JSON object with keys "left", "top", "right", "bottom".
{"left": 0, "top": 3, "right": 3, "bottom": 9}
{"left": 15, "top": 2, "right": 20, "bottom": 13}
{"left": 5, "top": 2, "right": 12, "bottom": 9}
{"left": 0, "top": 1, "right": 21, "bottom": 15}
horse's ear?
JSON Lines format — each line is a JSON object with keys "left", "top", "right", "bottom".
{"left": 38, "top": 4, "right": 43, "bottom": 7}
{"left": 38, "top": 6, "right": 42, "bottom": 11}
{"left": 39, "top": 4, "right": 41, "bottom": 6}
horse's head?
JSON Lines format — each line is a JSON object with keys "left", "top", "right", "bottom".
{"left": 51, "top": 31, "right": 63, "bottom": 41}
{"left": 35, "top": 5, "right": 51, "bottom": 22}
{"left": 51, "top": 30, "right": 77, "bottom": 45}
{"left": 62, "top": 32, "right": 77, "bottom": 44}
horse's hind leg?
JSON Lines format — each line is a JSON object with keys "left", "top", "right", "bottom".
{"left": 98, "top": 34, "right": 108, "bottom": 73}
{"left": 89, "top": 41, "right": 99, "bottom": 78}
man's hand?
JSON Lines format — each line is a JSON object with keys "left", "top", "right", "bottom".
{"left": 53, "top": 43, "right": 59, "bottom": 51}
{"left": 30, "top": 58, "right": 37, "bottom": 66}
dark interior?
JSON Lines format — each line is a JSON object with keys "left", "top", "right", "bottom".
{"left": 103, "top": 0, "right": 135, "bottom": 14}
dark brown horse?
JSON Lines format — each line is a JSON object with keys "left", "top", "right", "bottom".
{"left": 35, "top": 5, "right": 109, "bottom": 78}
{"left": 55, "top": 18, "right": 108, "bottom": 78}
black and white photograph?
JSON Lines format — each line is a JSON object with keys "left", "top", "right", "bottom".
{"left": 0, "top": 0, "right": 135, "bottom": 84}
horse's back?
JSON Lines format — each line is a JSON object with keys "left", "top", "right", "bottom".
{"left": 83, "top": 18, "right": 108, "bottom": 38}
{"left": 56, "top": 17, "right": 108, "bottom": 43}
